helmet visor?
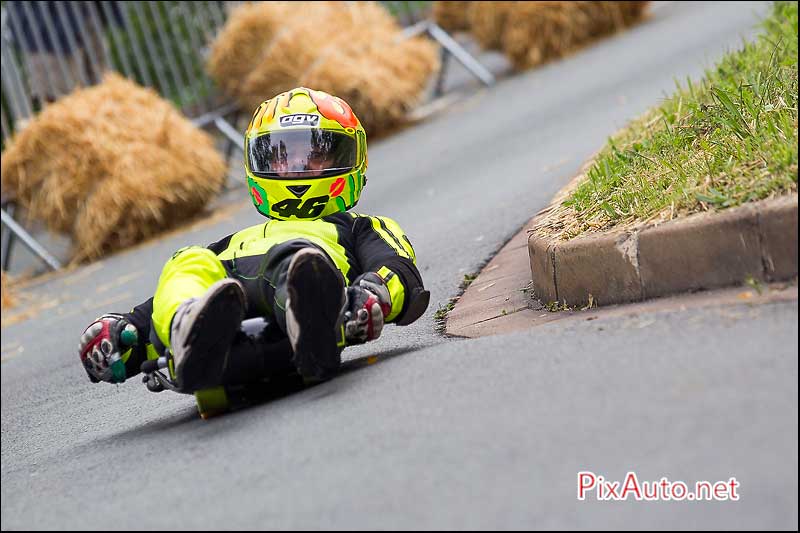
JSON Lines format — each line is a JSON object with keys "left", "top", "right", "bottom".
{"left": 247, "top": 129, "right": 357, "bottom": 179}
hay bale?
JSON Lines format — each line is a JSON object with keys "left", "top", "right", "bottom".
{"left": 339, "top": 0, "right": 400, "bottom": 32}
{"left": 207, "top": 1, "right": 437, "bottom": 136}
{"left": 206, "top": 2, "right": 293, "bottom": 99}
{"left": 0, "top": 93, "right": 117, "bottom": 232}
{"left": 237, "top": 6, "right": 342, "bottom": 111}
{"left": 469, "top": 1, "right": 515, "bottom": 50}
{"left": 301, "top": 35, "right": 440, "bottom": 138}
{"left": 432, "top": 1, "right": 473, "bottom": 33}
{"left": 212, "top": 1, "right": 400, "bottom": 110}
{"left": 73, "top": 140, "right": 225, "bottom": 261}
{"left": 1, "top": 272, "right": 16, "bottom": 310}
{"left": 618, "top": 1, "right": 651, "bottom": 24}
{"left": 500, "top": 1, "right": 650, "bottom": 71}
{"left": 0, "top": 73, "right": 226, "bottom": 262}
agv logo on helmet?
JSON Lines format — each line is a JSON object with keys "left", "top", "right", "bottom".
{"left": 279, "top": 114, "right": 320, "bottom": 127}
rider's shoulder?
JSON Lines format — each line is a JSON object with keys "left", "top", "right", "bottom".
{"left": 232, "top": 221, "right": 269, "bottom": 237}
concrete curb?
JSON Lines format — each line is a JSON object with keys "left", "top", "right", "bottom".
{"left": 528, "top": 194, "right": 798, "bottom": 307}
{"left": 445, "top": 227, "right": 532, "bottom": 337}
{"left": 444, "top": 208, "right": 797, "bottom": 339}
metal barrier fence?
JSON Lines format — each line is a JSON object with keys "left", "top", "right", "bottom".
{"left": 1, "top": 1, "right": 492, "bottom": 272}
{"left": 1, "top": 1, "right": 244, "bottom": 271}
{"left": 1, "top": 1, "right": 239, "bottom": 144}
{"left": 382, "top": 0, "right": 431, "bottom": 26}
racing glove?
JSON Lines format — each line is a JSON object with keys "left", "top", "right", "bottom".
{"left": 344, "top": 272, "right": 392, "bottom": 345}
{"left": 78, "top": 313, "right": 139, "bottom": 383}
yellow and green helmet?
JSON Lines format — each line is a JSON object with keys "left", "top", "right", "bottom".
{"left": 244, "top": 87, "right": 368, "bottom": 221}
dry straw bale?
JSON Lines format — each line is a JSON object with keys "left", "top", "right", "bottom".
{"left": 301, "top": 35, "right": 440, "bottom": 137}
{"left": 337, "top": 1, "right": 400, "bottom": 34}
{"left": 241, "top": 1, "right": 400, "bottom": 110}
{"left": 73, "top": 140, "right": 225, "bottom": 261}
{"left": 206, "top": 1, "right": 293, "bottom": 98}
{"left": 212, "top": 1, "right": 401, "bottom": 111}
{"left": 500, "top": 1, "right": 650, "bottom": 71}
{"left": 237, "top": 5, "right": 342, "bottom": 111}
{"left": 1, "top": 272, "right": 16, "bottom": 310}
{"left": 432, "top": 1, "right": 473, "bottom": 33}
{"left": 469, "top": 1, "right": 516, "bottom": 50}
{"left": 1, "top": 100, "right": 109, "bottom": 233}
{"left": 207, "top": 1, "right": 438, "bottom": 136}
{"left": 615, "top": 1, "right": 652, "bottom": 25}
{"left": 0, "top": 73, "right": 226, "bottom": 262}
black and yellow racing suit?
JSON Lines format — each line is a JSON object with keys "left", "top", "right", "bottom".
{"left": 116, "top": 212, "right": 427, "bottom": 381}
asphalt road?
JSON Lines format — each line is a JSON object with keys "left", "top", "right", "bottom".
{"left": 2, "top": 2, "right": 796, "bottom": 529}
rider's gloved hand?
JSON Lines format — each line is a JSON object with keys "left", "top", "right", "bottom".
{"left": 78, "top": 313, "right": 139, "bottom": 383}
{"left": 344, "top": 272, "right": 392, "bottom": 345}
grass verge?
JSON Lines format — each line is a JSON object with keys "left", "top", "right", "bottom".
{"left": 541, "top": 1, "right": 798, "bottom": 240}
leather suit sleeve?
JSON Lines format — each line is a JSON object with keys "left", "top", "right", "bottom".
{"left": 119, "top": 297, "right": 157, "bottom": 377}
{"left": 351, "top": 214, "right": 428, "bottom": 325}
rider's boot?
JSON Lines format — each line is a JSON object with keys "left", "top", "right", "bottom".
{"left": 284, "top": 248, "right": 347, "bottom": 383}
{"left": 169, "top": 278, "right": 246, "bottom": 393}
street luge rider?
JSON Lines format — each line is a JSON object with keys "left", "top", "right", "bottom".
{"left": 77, "top": 88, "right": 429, "bottom": 411}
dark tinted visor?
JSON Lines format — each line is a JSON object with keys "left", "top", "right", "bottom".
{"left": 247, "top": 129, "right": 357, "bottom": 179}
